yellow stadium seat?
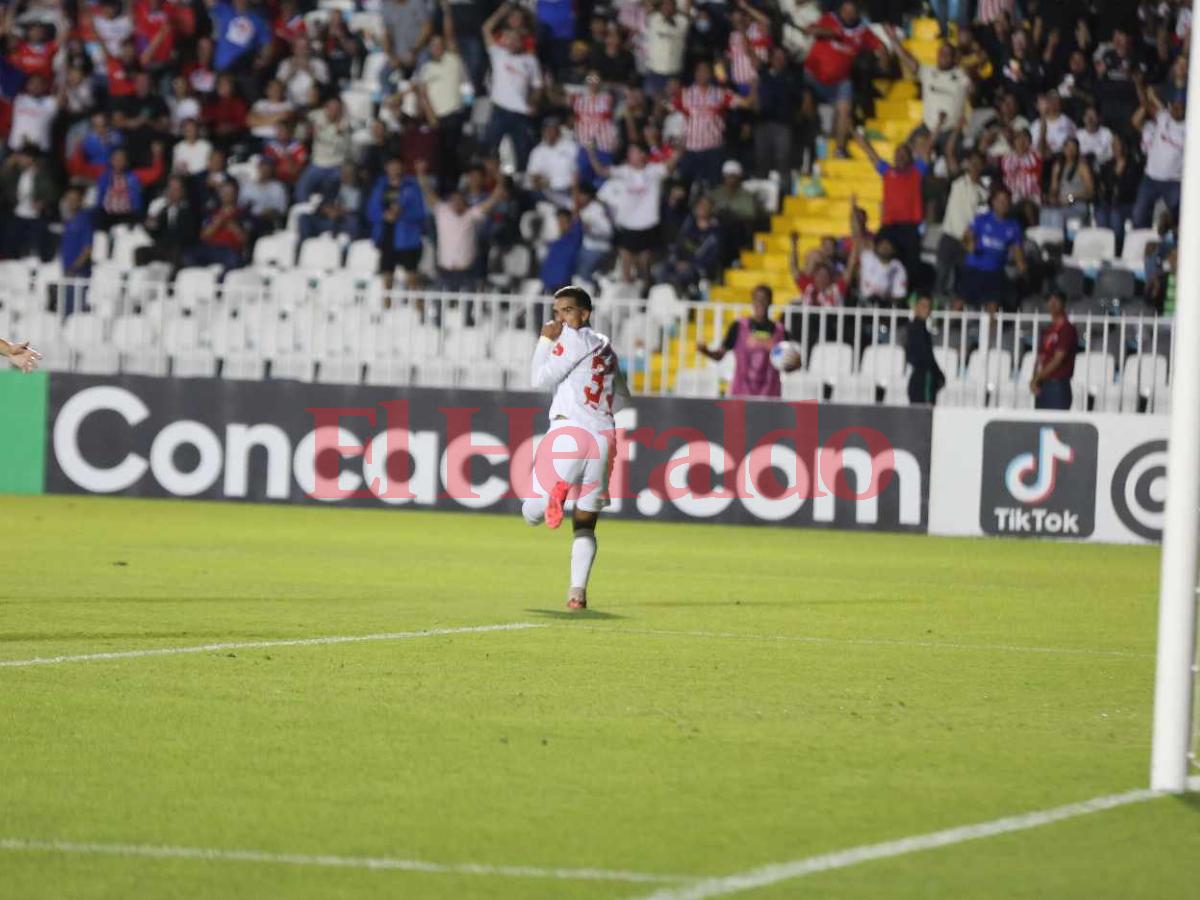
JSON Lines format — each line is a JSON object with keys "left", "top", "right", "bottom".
{"left": 819, "top": 158, "right": 877, "bottom": 179}
{"left": 709, "top": 285, "right": 751, "bottom": 304}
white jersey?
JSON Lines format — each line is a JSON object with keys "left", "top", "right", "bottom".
{"left": 530, "top": 325, "right": 627, "bottom": 431}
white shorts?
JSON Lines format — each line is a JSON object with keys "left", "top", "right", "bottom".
{"left": 531, "top": 419, "right": 615, "bottom": 513}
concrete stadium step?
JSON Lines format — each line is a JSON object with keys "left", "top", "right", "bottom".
{"left": 769, "top": 215, "right": 853, "bottom": 238}
{"left": 725, "top": 269, "right": 796, "bottom": 291}
{"left": 867, "top": 118, "right": 917, "bottom": 142}
{"left": 740, "top": 250, "right": 791, "bottom": 272}
{"left": 755, "top": 233, "right": 824, "bottom": 254}
{"left": 875, "top": 98, "right": 924, "bottom": 121}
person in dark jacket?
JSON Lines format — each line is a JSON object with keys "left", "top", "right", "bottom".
{"left": 135, "top": 175, "right": 199, "bottom": 271}
{"left": 906, "top": 295, "right": 945, "bottom": 405}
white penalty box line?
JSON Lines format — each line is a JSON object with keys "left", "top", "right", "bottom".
{"left": 4, "top": 780, "right": 1196, "bottom": 890}
{"left": 628, "top": 778, "right": 1200, "bottom": 900}
{"left": 0, "top": 837, "right": 690, "bottom": 885}
{"left": 0, "top": 622, "right": 546, "bottom": 668}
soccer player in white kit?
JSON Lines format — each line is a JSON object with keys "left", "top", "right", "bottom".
{"left": 523, "top": 286, "right": 629, "bottom": 610}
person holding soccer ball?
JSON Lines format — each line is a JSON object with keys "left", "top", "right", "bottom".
{"left": 696, "top": 284, "right": 799, "bottom": 397}
{"left": 523, "top": 285, "right": 630, "bottom": 610}
{"left": 1, "top": 338, "right": 42, "bottom": 373}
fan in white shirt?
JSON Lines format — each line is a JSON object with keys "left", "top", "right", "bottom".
{"left": 172, "top": 119, "right": 213, "bottom": 175}
{"left": 7, "top": 77, "right": 57, "bottom": 152}
{"left": 590, "top": 143, "right": 678, "bottom": 283}
{"left": 1076, "top": 107, "right": 1114, "bottom": 166}
{"left": 1029, "top": 93, "right": 1077, "bottom": 155}
{"left": 276, "top": 38, "right": 330, "bottom": 108}
{"left": 852, "top": 237, "right": 909, "bottom": 305}
{"left": 526, "top": 120, "right": 579, "bottom": 208}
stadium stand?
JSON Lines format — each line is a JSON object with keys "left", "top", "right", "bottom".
{"left": 0, "top": 0, "right": 1188, "bottom": 411}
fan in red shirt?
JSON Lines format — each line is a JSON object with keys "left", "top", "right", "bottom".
{"left": 274, "top": 0, "right": 308, "bottom": 48}
{"left": 106, "top": 40, "right": 142, "bottom": 98}
{"left": 134, "top": 0, "right": 176, "bottom": 70}
{"left": 1031, "top": 291, "right": 1078, "bottom": 410}
{"left": 854, "top": 130, "right": 929, "bottom": 284}
{"left": 803, "top": 1, "right": 887, "bottom": 156}
{"left": 263, "top": 121, "right": 308, "bottom": 184}
{"left": 203, "top": 74, "right": 249, "bottom": 153}
{"left": 188, "top": 181, "right": 247, "bottom": 271}
{"left": 9, "top": 23, "right": 58, "bottom": 81}
{"left": 164, "top": 0, "right": 196, "bottom": 38}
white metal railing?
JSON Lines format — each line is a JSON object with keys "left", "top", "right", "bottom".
{"left": 0, "top": 266, "right": 1175, "bottom": 413}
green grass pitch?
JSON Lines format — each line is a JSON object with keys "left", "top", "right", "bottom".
{"left": 2, "top": 495, "right": 1198, "bottom": 899}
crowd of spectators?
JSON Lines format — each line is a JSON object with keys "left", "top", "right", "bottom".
{"left": 0, "top": 0, "right": 1192, "bottom": 316}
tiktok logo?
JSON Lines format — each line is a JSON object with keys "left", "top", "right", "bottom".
{"left": 1004, "top": 427, "right": 1075, "bottom": 504}
{"left": 980, "top": 421, "right": 1098, "bottom": 538}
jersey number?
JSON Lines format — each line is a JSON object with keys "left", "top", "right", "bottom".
{"left": 583, "top": 348, "right": 616, "bottom": 410}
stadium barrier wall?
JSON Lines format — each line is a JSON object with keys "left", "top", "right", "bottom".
{"left": 928, "top": 408, "right": 1169, "bottom": 544}
{"left": 0, "top": 370, "right": 47, "bottom": 494}
{"left": 43, "top": 374, "right": 933, "bottom": 532}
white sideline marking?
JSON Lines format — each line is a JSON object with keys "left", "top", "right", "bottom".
{"left": 0, "top": 623, "right": 544, "bottom": 668}
{"left": 630, "top": 780, "right": 1200, "bottom": 900}
{"left": 0, "top": 838, "right": 688, "bottom": 884}
{"left": 582, "top": 627, "right": 1151, "bottom": 659}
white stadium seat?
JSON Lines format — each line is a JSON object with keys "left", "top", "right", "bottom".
{"left": 782, "top": 341, "right": 854, "bottom": 401}
{"left": 270, "top": 353, "right": 315, "bottom": 382}
{"left": 172, "top": 349, "right": 219, "bottom": 378}
{"left": 674, "top": 366, "right": 721, "bottom": 398}
{"left": 222, "top": 351, "right": 267, "bottom": 380}
{"left": 1119, "top": 353, "right": 1169, "bottom": 413}
{"left": 316, "top": 357, "right": 363, "bottom": 385}
{"left": 1064, "top": 227, "right": 1116, "bottom": 272}
{"left": 122, "top": 350, "right": 169, "bottom": 376}
{"left": 298, "top": 235, "right": 344, "bottom": 272}
{"left": 1072, "top": 351, "right": 1117, "bottom": 411}
{"left": 364, "top": 359, "right": 411, "bottom": 387}
{"left": 411, "top": 359, "right": 460, "bottom": 387}
{"left": 252, "top": 231, "right": 298, "bottom": 268}
{"left": 845, "top": 343, "right": 907, "bottom": 404}
{"left": 1115, "top": 229, "right": 1159, "bottom": 278}
{"left": 346, "top": 240, "right": 380, "bottom": 276}
{"left": 458, "top": 360, "right": 506, "bottom": 389}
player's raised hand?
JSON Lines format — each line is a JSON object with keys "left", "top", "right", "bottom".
{"left": 541, "top": 319, "right": 563, "bottom": 341}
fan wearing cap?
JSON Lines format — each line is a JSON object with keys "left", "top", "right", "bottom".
{"left": 1131, "top": 72, "right": 1185, "bottom": 229}
{"left": 707, "top": 159, "right": 764, "bottom": 251}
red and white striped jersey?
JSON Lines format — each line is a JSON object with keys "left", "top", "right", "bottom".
{"left": 572, "top": 90, "right": 619, "bottom": 154}
{"left": 674, "top": 85, "right": 734, "bottom": 151}
{"left": 728, "top": 22, "right": 770, "bottom": 87}
{"left": 1001, "top": 150, "right": 1043, "bottom": 202}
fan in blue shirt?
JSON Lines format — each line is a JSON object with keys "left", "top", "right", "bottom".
{"left": 956, "top": 188, "right": 1027, "bottom": 311}
{"left": 210, "top": 0, "right": 271, "bottom": 73}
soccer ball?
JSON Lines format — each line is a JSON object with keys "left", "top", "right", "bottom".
{"left": 770, "top": 341, "right": 803, "bottom": 372}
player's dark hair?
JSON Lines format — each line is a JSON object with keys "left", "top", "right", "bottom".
{"left": 554, "top": 285, "right": 593, "bottom": 310}
{"left": 1046, "top": 289, "right": 1067, "bottom": 307}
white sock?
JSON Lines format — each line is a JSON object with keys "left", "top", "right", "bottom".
{"left": 522, "top": 497, "right": 546, "bottom": 526}
{"left": 570, "top": 531, "right": 597, "bottom": 589}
